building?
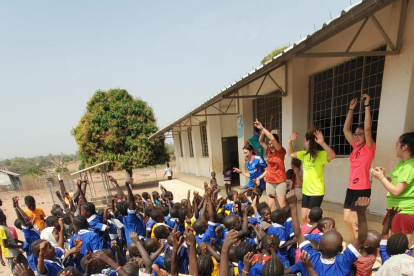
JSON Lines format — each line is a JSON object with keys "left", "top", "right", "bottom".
{"left": 150, "top": 0, "right": 413, "bottom": 216}
{"left": 0, "top": 169, "right": 21, "bottom": 190}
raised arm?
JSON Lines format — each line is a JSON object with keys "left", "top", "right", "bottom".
{"left": 254, "top": 119, "right": 282, "bottom": 151}
{"left": 343, "top": 98, "right": 357, "bottom": 145}
{"left": 185, "top": 227, "right": 199, "bottom": 276}
{"left": 107, "top": 175, "right": 127, "bottom": 202}
{"left": 130, "top": 232, "right": 152, "bottom": 274}
{"left": 352, "top": 197, "right": 369, "bottom": 250}
{"left": 207, "top": 190, "right": 214, "bottom": 223}
{"left": 125, "top": 178, "right": 135, "bottom": 210}
{"left": 187, "top": 189, "right": 192, "bottom": 210}
{"left": 286, "top": 190, "right": 305, "bottom": 244}
{"left": 13, "top": 197, "right": 30, "bottom": 228}
{"left": 77, "top": 180, "right": 88, "bottom": 204}
{"left": 58, "top": 218, "right": 65, "bottom": 250}
{"left": 219, "top": 230, "right": 238, "bottom": 276}
{"left": 381, "top": 207, "right": 401, "bottom": 240}
{"left": 314, "top": 131, "right": 336, "bottom": 162}
{"left": 362, "top": 94, "right": 374, "bottom": 148}
{"left": 233, "top": 167, "right": 250, "bottom": 179}
{"left": 287, "top": 132, "right": 298, "bottom": 158}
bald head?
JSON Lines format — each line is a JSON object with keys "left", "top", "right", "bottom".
{"left": 366, "top": 230, "right": 381, "bottom": 248}
{"left": 319, "top": 230, "right": 343, "bottom": 259}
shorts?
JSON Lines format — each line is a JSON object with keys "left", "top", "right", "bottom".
{"left": 390, "top": 213, "right": 414, "bottom": 234}
{"left": 343, "top": 188, "right": 371, "bottom": 211}
{"left": 294, "top": 188, "right": 303, "bottom": 201}
{"left": 302, "top": 194, "right": 324, "bottom": 209}
{"left": 168, "top": 176, "right": 172, "bottom": 180}
{"left": 266, "top": 182, "right": 287, "bottom": 196}
{"left": 246, "top": 187, "right": 263, "bottom": 197}
{"left": 224, "top": 181, "right": 231, "bottom": 185}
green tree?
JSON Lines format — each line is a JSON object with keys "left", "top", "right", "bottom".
{"left": 71, "top": 89, "right": 169, "bottom": 177}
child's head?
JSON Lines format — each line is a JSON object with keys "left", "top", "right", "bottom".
{"left": 173, "top": 202, "right": 181, "bottom": 210}
{"left": 387, "top": 233, "right": 409, "bottom": 255}
{"left": 262, "top": 234, "right": 280, "bottom": 253}
{"left": 144, "top": 206, "right": 153, "bottom": 218}
{"left": 164, "top": 252, "right": 173, "bottom": 273}
{"left": 260, "top": 207, "right": 271, "bottom": 223}
{"left": 134, "top": 194, "right": 142, "bottom": 204}
{"left": 32, "top": 239, "right": 56, "bottom": 259}
{"left": 282, "top": 205, "right": 291, "bottom": 218}
{"left": 161, "top": 206, "right": 170, "bottom": 217}
{"left": 154, "top": 225, "right": 170, "bottom": 240}
{"left": 290, "top": 158, "right": 301, "bottom": 169}
{"left": 57, "top": 267, "right": 83, "bottom": 276}
{"left": 223, "top": 215, "right": 242, "bottom": 231}
{"left": 238, "top": 193, "right": 248, "bottom": 203}
{"left": 170, "top": 209, "right": 179, "bottom": 219}
{"left": 51, "top": 205, "right": 63, "bottom": 217}
{"left": 262, "top": 257, "right": 284, "bottom": 276}
{"left": 308, "top": 207, "right": 323, "bottom": 224}
{"left": 216, "top": 213, "right": 225, "bottom": 224}
{"left": 235, "top": 242, "right": 254, "bottom": 261}
{"left": 142, "top": 192, "right": 150, "bottom": 200}
{"left": 317, "top": 217, "right": 336, "bottom": 232}
{"left": 192, "top": 218, "right": 208, "bottom": 234}
{"left": 24, "top": 195, "right": 36, "bottom": 211}
{"left": 245, "top": 205, "right": 255, "bottom": 217}
{"left": 197, "top": 254, "right": 214, "bottom": 276}
{"left": 80, "top": 202, "right": 96, "bottom": 218}
{"left": 151, "top": 208, "right": 164, "bottom": 223}
{"left": 144, "top": 238, "right": 161, "bottom": 253}
{"left": 128, "top": 240, "right": 142, "bottom": 257}
{"left": 319, "top": 230, "right": 343, "bottom": 259}
{"left": 228, "top": 190, "right": 238, "bottom": 201}
{"left": 14, "top": 219, "right": 22, "bottom": 231}
{"left": 363, "top": 230, "right": 381, "bottom": 253}
{"left": 257, "top": 202, "right": 269, "bottom": 214}
{"left": 286, "top": 169, "right": 294, "bottom": 180}
{"left": 270, "top": 210, "right": 286, "bottom": 225}
{"left": 224, "top": 162, "right": 229, "bottom": 169}
{"left": 228, "top": 246, "right": 238, "bottom": 263}
{"left": 152, "top": 191, "right": 160, "bottom": 199}
{"left": 73, "top": 215, "right": 89, "bottom": 231}
{"left": 62, "top": 213, "right": 71, "bottom": 225}
{"left": 45, "top": 216, "right": 60, "bottom": 230}
{"left": 122, "top": 263, "right": 140, "bottom": 276}
{"left": 165, "top": 191, "right": 173, "bottom": 201}
{"left": 211, "top": 172, "right": 216, "bottom": 178}
{"left": 181, "top": 199, "right": 188, "bottom": 206}
{"left": 117, "top": 201, "right": 129, "bottom": 217}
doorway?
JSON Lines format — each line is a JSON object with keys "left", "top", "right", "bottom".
{"left": 222, "top": 136, "right": 240, "bottom": 186}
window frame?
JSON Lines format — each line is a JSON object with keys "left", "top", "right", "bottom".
{"left": 200, "top": 123, "right": 209, "bottom": 157}
{"left": 187, "top": 127, "right": 194, "bottom": 157}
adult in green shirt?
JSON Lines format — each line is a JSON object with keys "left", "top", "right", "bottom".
{"left": 371, "top": 132, "right": 414, "bottom": 241}
{"left": 287, "top": 126, "right": 336, "bottom": 224}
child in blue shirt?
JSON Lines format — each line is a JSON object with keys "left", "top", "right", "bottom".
{"left": 286, "top": 190, "right": 369, "bottom": 276}
{"left": 267, "top": 209, "right": 288, "bottom": 258}
{"left": 193, "top": 191, "right": 220, "bottom": 248}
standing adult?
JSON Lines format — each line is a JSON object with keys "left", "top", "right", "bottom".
{"left": 233, "top": 144, "right": 268, "bottom": 197}
{"left": 287, "top": 126, "right": 336, "bottom": 224}
{"left": 371, "top": 132, "right": 414, "bottom": 241}
{"left": 254, "top": 119, "right": 287, "bottom": 209}
{"left": 163, "top": 163, "right": 173, "bottom": 180}
{"left": 343, "top": 94, "right": 376, "bottom": 239}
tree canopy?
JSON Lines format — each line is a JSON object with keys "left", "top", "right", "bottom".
{"left": 71, "top": 89, "right": 169, "bottom": 175}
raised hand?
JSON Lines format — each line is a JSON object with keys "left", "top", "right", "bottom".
{"left": 387, "top": 206, "right": 402, "bottom": 218}
{"left": 0, "top": 258, "right": 5, "bottom": 266}
{"left": 314, "top": 130, "right": 325, "bottom": 145}
{"left": 56, "top": 191, "right": 63, "bottom": 201}
{"left": 371, "top": 167, "right": 385, "bottom": 179}
{"left": 361, "top": 94, "right": 370, "bottom": 106}
{"left": 349, "top": 98, "right": 358, "bottom": 110}
{"left": 300, "top": 251, "right": 314, "bottom": 270}
{"left": 172, "top": 231, "right": 183, "bottom": 249}
{"left": 58, "top": 218, "right": 64, "bottom": 228}
{"left": 222, "top": 229, "right": 238, "bottom": 252}
{"left": 107, "top": 175, "right": 118, "bottom": 185}
{"left": 184, "top": 227, "right": 196, "bottom": 246}
{"left": 286, "top": 190, "right": 297, "bottom": 205}
{"left": 129, "top": 232, "right": 139, "bottom": 242}
{"left": 253, "top": 119, "right": 264, "bottom": 130}
{"left": 125, "top": 177, "right": 134, "bottom": 186}
{"left": 15, "top": 263, "right": 35, "bottom": 276}
{"left": 288, "top": 131, "right": 298, "bottom": 141}
{"left": 267, "top": 235, "right": 273, "bottom": 246}
{"left": 355, "top": 197, "right": 370, "bottom": 211}
{"left": 243, "top": 252, "right": 255, "bottom": 271}
{"left": 233, "top": 168, "right": 242, "bottom": 174}
{"left": 111, "top": 240, "right": 119, "bottom": 251}
{"left": 322, "top": 222, "right": 333, "bottom": 233}
{"left": 74, "top": 237, "right": 83, "bottom": 247}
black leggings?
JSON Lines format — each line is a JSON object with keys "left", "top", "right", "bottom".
{"left": 302, "top": 194, "right": 324, "bottom": 209}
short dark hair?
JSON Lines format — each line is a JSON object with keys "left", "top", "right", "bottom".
{"left": 81, "top": 202, "right": 96, "bottom": 214}
{"left": 262, "top": 257, "right": 284, "bottom": 276}
{"left": 31, "top": 239, "right": 46, "bottom": 257}
{"left": 387, "top": 233, "right": 409, "bottom": 255}
{"left": 24, "top": 196, "right": 35, "bottom": 204}
{"left": 291, "top": 158, "right": 301, "bottom": 168}
{"left": 399, "top": 132, "right": 414, "bottom": 157}
{"left": 243, "top": 144, "right": 254, "bottom": 152}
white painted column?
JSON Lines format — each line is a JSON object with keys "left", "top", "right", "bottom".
{"left": 206, "top": 105, "right": 224, "bottom": 184}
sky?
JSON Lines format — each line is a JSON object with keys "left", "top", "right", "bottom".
{"left": 0, "top": 0, "right": 355, "bottom": 159}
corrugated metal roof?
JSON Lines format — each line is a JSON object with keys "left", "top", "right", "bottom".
{"left": 70, "top": 160, "right": 110, "bottom": 175}
{"left": 0, "top": 169, "right": 20, "bottom": 177}
{"left": 149, "top": 0, "right": 397, "bottom": 141}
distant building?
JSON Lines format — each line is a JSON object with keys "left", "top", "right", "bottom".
{"left": 150, "top": 0, "right": 413, "bottom": 216}
{"left": 0, "top": 169, "right": 21, "bottom": 190}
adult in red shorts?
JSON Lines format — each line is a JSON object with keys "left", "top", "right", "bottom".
{"left": 372, "top": 132, "right": 414, "bottom": 241}
{"left": 343, "top": 94, "right": 376, "bottom": 239}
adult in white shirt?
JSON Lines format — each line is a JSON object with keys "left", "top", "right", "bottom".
{"left": 163, "top": 163, "right": 173, "bottom": 180}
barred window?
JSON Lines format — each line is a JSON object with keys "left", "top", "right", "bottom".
{"left": 178, "top": 134, "right": 183, "bottom": 157}
{"left": 187, "top": 128, "right": 194, "bottom": 157}
{"left": 200, "top": 123, "right": 209, "bottom": 157}
{"left": 253, "top": 91, "right": 283, "bottom": 145}
{"left": 308, "top": 46, "right": 386, "bottom": 156}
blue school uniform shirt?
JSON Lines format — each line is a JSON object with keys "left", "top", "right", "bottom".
{"left": 87, "top": 214, "right": 107, "bottom": 236}
{"left": 248, "top": 216, "right": 257, "bottom": 226}
{"left": 277, "top": 252, "right": 290, "bottom": 269}
{"left": 70, "top": 229, "right": 104, "bottom": 273}
{"left": 305, "top": 233, "right": 323, "bottom": 244}
{"left": 298, "top": 240, "right": 361, "bottom": 276}
{"left": 289, "top": 261, "right": 308, "bottom": 276}
{"left": 22, "top": 226, "right": 40, "bottom": 271}
{"left": 124, "top": 209, "right": 146, "bottom": 247}
{"left": 167, "top": 218, "right": 179, "bottom": 231}
{"left": 146, "top": 218, "right": 156, "bottom": 233}
{"left": 223, "top": 202, "right": 234, "bottom": 212}
{"left": 152, "top": 254, "right": 165, "bottom": 276}
{"left": 238, "top": 260, "right": 263, "bottom": 276}
{"left": 195, "top": 221, "right": 219, "bottom": 248}
{"left": 267, "top": 223, "right": 288, "bottom": 257}
{"left": 43, "top": 247, "right": 68, "bottom": 276}
{"left": 284, "top": 218, "right": 294, "bottom": 239}
{"left": 178, "top": 244, "right": 190, "bottom": 274}
{"left": 245, "top": 155, "right": 267, "bottom": 189}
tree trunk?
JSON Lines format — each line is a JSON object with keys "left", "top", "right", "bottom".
{"left": 126, "top": 168, "right": 133, "bottom": 179}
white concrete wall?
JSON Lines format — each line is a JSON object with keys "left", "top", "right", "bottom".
{"left": 0, "top": 173, "right": 11, "bottom": 186}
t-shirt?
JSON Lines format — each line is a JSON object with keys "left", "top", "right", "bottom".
{"left": 295, "top": 225, "right": 321, "bottom": 263}
{"left": 0, "top": 225, "right": 19, "bottom": 258}
{"left": 248, "top": 134, "right": 264, "bottom": 157}
{"left": 267, "top": 223, "right": 288, "bottom": 257}
{"left": 22, "top": 226, "right": 41, "bottom": 271}
{"left": 354, "top": 253, "right": 376, "bottom": 276}
{"left": 223, "top": 169, "right": 232, "bottom": 182}
{"left": 238, "top": 260, "right": 263, "bottom": 276}
{"left": 24, "top": 207, "right": 46, "bottom": 231}
{"left": 265, "top": 147, "right": 287, "bottom": 184}
{"left": 349, "top": 142, "right": 376, "bottom": 190}
{"left": 8, "top": 227, "right": 18, "bottom": 240}
{"left": 43, "top": 247, "right": 66, "bottom": 276}
{"left": 212, "top": 257, "right": 220, "bottom": 276}
{"left": 70, "top": 229, "right": 104, "bottom": 273}
{"left": 87, "top": 214, "right": 107, "bottom": 236}
{"left": 245, "top": 155, "right": 268, "bottom": 189}
{"left": 166, "top": 167, "right": 172, "bottom": 177}
{"left": 297, "top": 150, "right": 329, "bottom": 196}
{"left": 124, "top": 209, "right": 146, "bottom": 246}
{"left": 386, "top": 157, "right": 414, "bottom": 214}
{"left": 195, "top": 221, "right": 219, "bottom": 248}
{"left": 298, "top": 241, "right": 361, "bottom": 276}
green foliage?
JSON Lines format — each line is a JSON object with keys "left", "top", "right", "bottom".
{"left": 72, "top": 88, "right": 169, "bottom": 172}
{"left": 261, "top": 46, "right": 289, "bottom": 65}
{"left": 63, "top": 167, "right": 69, "bottom": 172}
{"left": 55, "top": 167, "right": 62, "bottom": 173}
{"left": 78, "top": 162, "right": 85, "bottom": 170}
{"left": 63, "top": 156, "right": 73, "bottom": 162}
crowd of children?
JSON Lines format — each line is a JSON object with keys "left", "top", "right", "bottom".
{"left": 0, "top": 172, "right": 412, "bottom": 276}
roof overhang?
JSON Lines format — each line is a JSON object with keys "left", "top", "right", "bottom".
{"left": 149, "top": 0, "right": 404, "bottom": 141}
{"left": 0, "top": 169, "right": 20, "bottom": 177}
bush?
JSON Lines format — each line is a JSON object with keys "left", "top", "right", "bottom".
{"left": 63, "top": 167, "right": 69, "bottom": 172}
{"left": 55, "top": 167, "right": 62, "bottom": 173}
